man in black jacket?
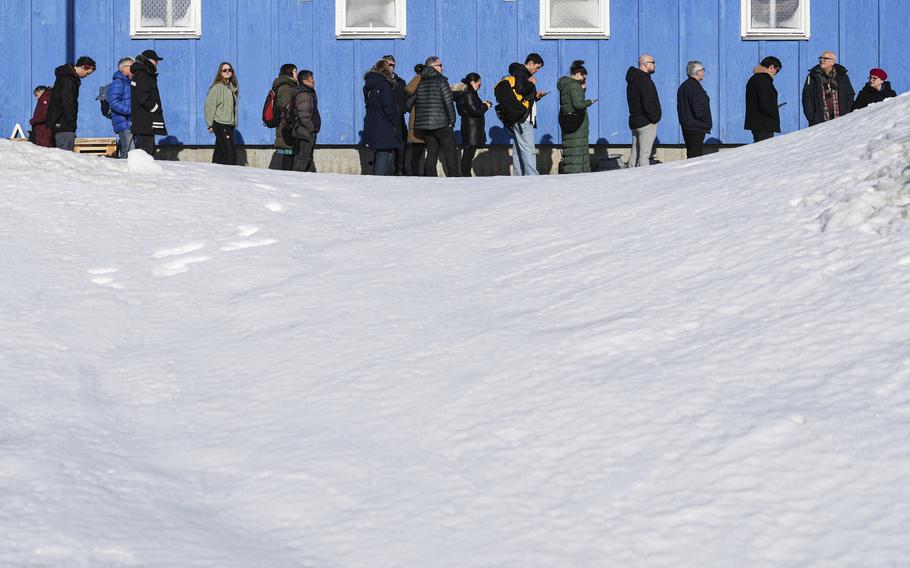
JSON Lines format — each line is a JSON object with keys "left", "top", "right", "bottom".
{"left": 507, "top": 53, "right": 546, "bottom": 176}
{"left": 130, "top": 49, "right": 167, "bottom": 158}
{"left": 626, "top": 54, "right": 661, "bottom": 167}
{"left": 676, "top": 60, "right": 712, "bottom": 159}
{"left": 410, "top": 56, "right": 459, "bottom": 176}
{"left": 383, "top": 55, "right": 409, "bottom": 174}
{"left": 744, "top": 56, "right": 782, "bottom": 143}
{"left": 292, "top": 70, "right": 321, "bottom": 173}
{"left": 47, "top": 56, "right": 96, "bottom": 151}
{"left": 802, "top": 51, "right": 855, "bottom": 126}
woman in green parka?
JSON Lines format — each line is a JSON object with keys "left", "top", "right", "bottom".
{"left": 557, "top": 60, "right": 597, "bottom": 174}
{"left": 204, "top": 61, "right": 239, "bottom": 165}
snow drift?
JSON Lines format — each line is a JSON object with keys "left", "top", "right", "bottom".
{"left": 2, "top": 94, "right": 910, "bottom": 567}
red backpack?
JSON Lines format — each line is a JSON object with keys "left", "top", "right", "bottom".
{"left": 262, "top": 88, "right": 282, "bottom": 128}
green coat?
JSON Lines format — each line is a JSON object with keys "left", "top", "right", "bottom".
{"left": 271, "top": 75, "right": 298, "bottom": 149}
{"left": 557, "top": 76, "right": 594, "bottom": 174}
{"left": 204, "top": 82, "right": 238, "bottom": 127}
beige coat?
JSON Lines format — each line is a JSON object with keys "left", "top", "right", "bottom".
{"left": 405, "top": 74, "right": 425, "bottom": 144}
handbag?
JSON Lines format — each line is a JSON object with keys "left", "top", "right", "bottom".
{"left": 559, "top": 110, "right": 585, "bottom": 134}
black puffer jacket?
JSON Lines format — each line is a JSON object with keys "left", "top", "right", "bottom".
{"left": 47, "top": 64, "right": 81, "bottom": 133}
{"left": 130, "top": 56, "right": 167, "bottom": 135}
{"left": 410, "top": 66, "right": 455, "bottom": 131}
{"left": 744, "top": 66, "right": 780, "bottom": 133}
{"left": 454, "top": 83, "right": 488, "bottom": 147}
{"left": 626, "top": 66, "right": 662, "bottom": 129}
{"left": 853, "top": 81, "right": 897, "bottom": 110}
{"left": 801, "top": 63, "right": 855, "bottom": 126}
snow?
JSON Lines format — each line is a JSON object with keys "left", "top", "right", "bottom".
{"left": 2, "top": 94, "right": 910, "bottom": 567}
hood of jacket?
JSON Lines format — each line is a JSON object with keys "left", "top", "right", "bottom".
{"left": 297, "top": 83, "right": 315, "bottom": 96}
{"left": 130, "top": 57, "right": 158, "bottom": 77}
{"left": 557, "top": 75, "right": 581, "bottom": 90}
{"left": 420, "top": 65, "right": 446, "bottom": 81}
{"left": 508, "top": 62, "right": 529, "bottom": 78}
{"left": 808, "top": 63, "right": 849, "bottom": 76}
{"left": 752, "top": 65, "right": 776, "bottom": 79}
{"left": 364, "top": 71, "right": 393, "bottom": 90}
{"left": 451, "top": 82, "right": 467, "bottom": 101}
{"left": 626, "top": 66, "right": 652, "bottom": 84}
{"left": 55, "top": 64, "right": 78, "bottom": 80}
{"left": 112, "top": 70, "right": 130, "bottom": 83}
{"left": 271, "top": 74, "right": 296, "bottom": 92}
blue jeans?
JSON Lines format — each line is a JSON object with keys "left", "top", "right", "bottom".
{"left": 373, "top": 150, "right": 394, "bottom": 175}
{"left": 509, "top": 120, "right": 538, "bottom": 175}
{"left": 117, "top": 130, "right": 135, "bottom": 158}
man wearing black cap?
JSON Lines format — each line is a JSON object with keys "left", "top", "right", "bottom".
{"left": 130, "top": 49, "right": 167, "bottom": 158}
{"left": 47, "top": 55, "right": 96, "bottom": 151}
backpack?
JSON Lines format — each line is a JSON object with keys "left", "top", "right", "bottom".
{"left": 96, "top": 84, "right": 112, "bottom": 118}
{"left": 493, "top": 75, "right": 530, "bottom": 126}
{"left": 282, "top": 87, "right": 300, "bottom": 131}
{"left": 262, "top": 87, "right": 282, "bottom": 128}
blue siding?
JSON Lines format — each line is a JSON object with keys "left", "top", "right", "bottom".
{"left": 1, "top": 0, "right": 906, "bottom": 147}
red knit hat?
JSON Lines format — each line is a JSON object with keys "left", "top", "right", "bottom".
{"left": 869, "top": 68, "right": 887, "bottom": 81}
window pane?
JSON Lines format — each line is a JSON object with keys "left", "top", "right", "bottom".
{"left": 140, "top": 0, "right": 194, "bottom": 28}
{"left": 346, "top": 0, "right": 397, "bottom": 28}
{"left": 750, "top": 0, "right": 801, "bottom": 29}
{"left": 550, "top": 0, "right": 600, "bottom": 28}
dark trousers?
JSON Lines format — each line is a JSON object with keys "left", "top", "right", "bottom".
{"left": 373, "top": 150, "right": 394, "bottom": 175}
{"left": 682, "top": 130, "right": 704, "bottom": 159}
{"left": 293, "top": 136, "right": 317, "bottom": 172}
{"left": 408, "top": 143, "right": 425, "bottom": 176}
{"left": 54, "top": 132, "right": 76, "bottom": 151}
{"left": 135, "top": 134, "right": 155, "bottom": 158}
{"left": 424, "top": 126, "right": 459, "bottom": 177}
{"left": 269, "top": 151, "right": 295, "bottom": 170}
{"left": 752, "top": 130, "right": 774, "bottom": 143}
{"left": 394, "top": 140, "right": 406, "bottom": 175}
{"left": 212, "top": 123, "right": 237, "bottom": 165}
{"left": 461, "top": 146, "right": 479, "bottom": 177}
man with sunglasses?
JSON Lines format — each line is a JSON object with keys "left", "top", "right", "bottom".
{"left": 47, "top": 55, "right": 96, "bottom": 151}
{"left": 802, "top": 51, "right": 855, "bottom": 126}
{"left": 383, "top": 55, "right": 409, "bottom": 175}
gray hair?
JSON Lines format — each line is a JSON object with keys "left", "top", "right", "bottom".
{"left": 425, "top": 55, "right": 440, "bottom": 66}
{"left": 686, "top": 60, "right": 704, "bottom": 77}
{"left": 118, "top": 57, "right": 134, "bottom": 69}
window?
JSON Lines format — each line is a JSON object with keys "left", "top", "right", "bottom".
{"left": 130, "top": 0, "right": 202, "bottom": 39}
{"left": 741, "top": 0, "right": 810, "bottom": 39}
{"left": 540, "top": 0, "right": 610, "bottom": 39}
{"left": 336, "top": 0, "right": 406, "bottom": 39}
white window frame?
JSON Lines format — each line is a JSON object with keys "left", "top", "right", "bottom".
{"left": 130, "top": 0, "right": 202, "bottom": 39}
{"left": 540, "top": 0, "right": 610, "bottom": 40}
{"left": 336, "top": 0, "right": 407, "bottom": 39}
{"left": 741, "top": 0, "right": 810, "bottom": 40}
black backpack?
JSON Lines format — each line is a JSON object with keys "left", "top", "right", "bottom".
{"left": 493, "top": 75, "right": 530, "bottom": 126}
{"left": 96, "top": 83, "right": 112, "bottom": 118}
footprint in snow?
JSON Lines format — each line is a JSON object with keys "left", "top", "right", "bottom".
{"left": 152, "top": 243, "right": 205, "bottom": 259}
{"left": 265, "top": 201, "right": 285, "bottom": 213}
{"left": 152, "top": 255, "right": 212, "bottom": 277}
{"left": 86, "top": 267, "right": 124, "bottom": 289}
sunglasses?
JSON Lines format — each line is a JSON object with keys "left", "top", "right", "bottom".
{"left": 221, "top": 68, "right": 233, "bottom": 73}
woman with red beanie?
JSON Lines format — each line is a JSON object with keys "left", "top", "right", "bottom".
{"left": 853, "top": 68, "right": 897, "bottom": 110}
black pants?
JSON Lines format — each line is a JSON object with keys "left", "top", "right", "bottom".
{"left": 682, "top": 130, "right": 704, "bottom": 159}
{"left": 424, "top": 126, "right": 459, "bottom": 177}
{"left": 461, "top": 146, "right": 479, "bottom": 177}
{"left": 212, "top": 122, "right": 237, "bottom": 165}
{"left": 752, "top": 130, "right": 774, "bottom": 143}
{"left": 135, "top": 134, "right": 155, "bottom": 158}
{"left": 394, "top": 140, "right": 407, "bottom": 175}
{"left": 293, "top": 135, "right": 317, "bottom": 172}
{"left": 408, "top": 143, "right": 425, "bottom": 176}
{"left": 269, "top": 151, "right": 295, "bottom": 170}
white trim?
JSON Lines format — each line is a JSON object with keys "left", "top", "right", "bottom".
{"left": 130, "top": 0, "right": 202, "bottom": 39}
{"left": 335, "top": 0, "right": 406, "bottom": 39}
{"left": 741, "top": 0, "right": 810, "bottom": 40}
{"left": 540, "top": 0, "right": 610, "bottom": 39}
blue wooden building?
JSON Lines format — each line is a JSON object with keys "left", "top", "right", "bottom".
{"left": 1, "top": 0, "right": 906, "bottom": 148}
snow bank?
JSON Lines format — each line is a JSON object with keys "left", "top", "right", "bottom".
{"left": 1, "top": 93, "right": 909, "bottom": 567}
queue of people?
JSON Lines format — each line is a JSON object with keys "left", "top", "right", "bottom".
{"left": 28, "top": 49, "right": 898, "bottom": 174}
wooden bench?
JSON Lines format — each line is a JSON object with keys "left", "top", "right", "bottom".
{"left": 75, "top": 137, "right": 118, "bottom": 157}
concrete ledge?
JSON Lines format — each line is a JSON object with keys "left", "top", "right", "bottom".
{"left": 156, "top": 144, "right": 739, "bottom": 175}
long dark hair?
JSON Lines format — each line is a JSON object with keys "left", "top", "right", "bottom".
{"left": 210, "top": 61, "right": 238, "bottom": 94}
{"left": 365, "top": 59, "right": 395, "bottom": 84}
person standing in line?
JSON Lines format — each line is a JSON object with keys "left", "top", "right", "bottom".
{"left": 47, "top": 56, "right": 96, "bottom": 151}
{"left": 204, "top": 61, "right": 239, "bottom": 166}
{"left": 453, "top": 72, "right": 492, "bottom": 177}
{"left": 383, "top": 55, "right": 409, "bottom": 175}
{"left": 676, "top": 60, "right": 712, "bottom": 159}
{"left": 404, "top": 64, "right": 426, "bottom": 176}
{"left": 853, "top": 68, "right": 897, "bottom": 110}
{"left": 802, "top": 51, "right": 855, "bottom": 126}
{"left": 557, "top": 60, "right": 596, "bottom": 174}
{"left": 268, "top": 63, "right": 298, "bottom": 170}
{"left": 626, "top": 54, "right": 661, "bottom": 167}
{"left": 744, "top": 56, "right": 782, "bottom": 143}
{"left": 130, "top": 50, "right": 167, "bottom": 158}
{"left": 107, "top": 57, "right": 134, "bottom": 158}
{"left": 291, "top": 70, "right": 320, "bottom": 173}
{"left": 411, "top": 56, "right": 459, "bottom": 177}
{"left": 29, "top": 86, "right": 54, "bottom": 148}
{"left": 362, "top": 59, "right": 403, "bottom": 176}
{"left": 507, "top": 53, "right": 546, "bottom": 176}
